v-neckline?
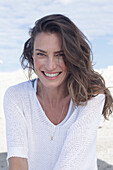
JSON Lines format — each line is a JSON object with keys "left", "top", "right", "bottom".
{"left": 31, "top": 79, "right": 73, "bottom": 128}
{"left": 37, "top": 95, "right": 72, "bottom": 127}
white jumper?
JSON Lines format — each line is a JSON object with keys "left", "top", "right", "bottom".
{"left": 4, "top": 79, "right": 105, "bottom": 170}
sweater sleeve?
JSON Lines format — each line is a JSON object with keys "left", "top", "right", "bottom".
{"left": 3, "top": 86, "right": 28, "bottom": 160}
{"left": 53, "top": 94, "right": 105, "bottom": 170}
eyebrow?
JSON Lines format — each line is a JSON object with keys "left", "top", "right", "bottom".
{"left": 35, "top": 49, "right": 64, "bottom": 54}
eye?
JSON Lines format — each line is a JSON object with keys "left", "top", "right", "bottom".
{"left": 36, "top": 52, "right": 46, "bottom": 56}
{"left": 36, "top": 53, "right": 47, "bottom": 59}
{"left": 55, "top": 53, "right": 64, "bottom": 57}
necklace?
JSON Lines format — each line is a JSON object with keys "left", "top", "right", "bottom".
{"left": 50, "top": 103, "right": 66, "bottom": 140}
{"left": 42, "top": 97, "right": 66, "bottom": 141}
{"left": 36, "top": 80, "right": 69, "bottom": 141}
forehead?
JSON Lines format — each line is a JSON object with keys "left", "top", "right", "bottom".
{"left": 34, "top": 32, "right": 62, "bottom": 50}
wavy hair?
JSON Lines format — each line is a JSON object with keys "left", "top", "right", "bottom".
{"left": 20, "top": 14, "right": 113, "bottom": 119}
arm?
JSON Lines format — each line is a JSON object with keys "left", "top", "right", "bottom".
{"left": 4, "top": 86, "right": 28, "bottom": 169}
{"left": 53, "top": 94, "right": 105, "bottom": 170}
{"left": 9, "top": 157, "right": 28, "bottom": 170}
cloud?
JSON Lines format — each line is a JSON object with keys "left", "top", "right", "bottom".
{"left": 0, "top": 0, "right": 113, "bottom": 38}
{"left": 55, "top": 0, "right": 75, "bottom": 5}
{"left": 0, "top": 60, "right": 3, "bottom": 64}
{"left": 65, "top": 1, "right": 113, "bottom": 38}
{"left": 108, "top": 39, "right": 113, "bottom": 45}
{"left": 0, "top": 0, "right": 113, "bottom": 71}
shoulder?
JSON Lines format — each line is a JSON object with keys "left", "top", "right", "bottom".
{"left": 4, "top": 80, "right": 33, "bottom": 100}
{"left": 77, "top": 94, "right": 105, "bottom": 107}
{"left": 77, "top": 94, "right": 105, "bottom": 116}
{"left": 91, "top": 93, "right": 105, "bottom": 100}
{"left": 3, "top": 80, "right": 35, "bottom": 113}
{"left": 84, "top": 94, "right": 105, "bottom": 108}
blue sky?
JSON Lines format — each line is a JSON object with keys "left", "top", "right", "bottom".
{"left": 0, "top": 0, "right": 113, "bottom": 72}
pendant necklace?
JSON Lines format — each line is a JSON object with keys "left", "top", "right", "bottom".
{"left": 50, "top": 103, "right": 66, "bottom": 141}
{"left": 36, "top": 80, "right": 68, "bottom": 141}
{"left": 41, "top": 98, "right": 66, "bottom": 141}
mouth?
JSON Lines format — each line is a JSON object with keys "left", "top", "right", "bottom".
{"left": 42, "top": 71, "right": 61, "bottom": 78}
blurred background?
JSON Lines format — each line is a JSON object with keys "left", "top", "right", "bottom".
{"left": 0, "top": 0, "right": 113, "bottom": 72}
{"left": 0, "top": 0, "right": 113, "bottom": 170}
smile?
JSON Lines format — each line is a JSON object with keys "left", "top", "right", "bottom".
{"left": 42, "top": 71, "right": 61, "bottom": 77}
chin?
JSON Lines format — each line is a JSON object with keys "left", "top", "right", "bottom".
{"left": 38, "top": 78, "right": 63, "bottom": 88}
{"left": 42, "top": 82, "right": 62, "bottom": 89}
{"left": 38, "top": 72, "right": 68, "bottom": 89}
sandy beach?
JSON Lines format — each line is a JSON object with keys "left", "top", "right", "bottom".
{"left": 0, "top": 68, "right": 113, "bottom": 170}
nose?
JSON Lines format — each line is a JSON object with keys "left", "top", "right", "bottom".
{"left": 45, "top": 57, "right": 57, "bottom": 70}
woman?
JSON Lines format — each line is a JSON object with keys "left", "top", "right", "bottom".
{"left": 4, "top": 14, "right": 113, "bottom": 170}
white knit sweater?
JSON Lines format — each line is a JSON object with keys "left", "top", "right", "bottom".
{"left": 4, "top": 79, "right": 105, "bottom": 170}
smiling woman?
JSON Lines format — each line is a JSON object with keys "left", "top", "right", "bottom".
{"left": 32, "top": 32, "right": 68, "bottom": 88}
{"left": 4, "top": 14, "right": 113, "bottom": 170}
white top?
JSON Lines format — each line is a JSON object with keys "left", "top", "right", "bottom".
{"left": 4, "top": 79, "right": 105, "bottom": 170}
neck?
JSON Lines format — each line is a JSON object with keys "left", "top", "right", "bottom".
{"left": 37, "top": 80, "right": 69, "bottom": 106}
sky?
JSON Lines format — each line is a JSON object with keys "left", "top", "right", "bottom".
{"left": 0, "top": 0, "right": 113, "bottom": 72}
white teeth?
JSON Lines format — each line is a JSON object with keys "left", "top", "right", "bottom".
{"left": 44, "top": 72, "right": 60, "bottom": 77}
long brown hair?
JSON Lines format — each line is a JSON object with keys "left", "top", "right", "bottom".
{"left": 20, "top": 14, "right": 113, "bottom": 119}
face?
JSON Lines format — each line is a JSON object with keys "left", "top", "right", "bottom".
{"left": 32, "top": 32, "right": 68, "bottom": 89}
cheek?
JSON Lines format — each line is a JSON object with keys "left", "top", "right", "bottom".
{"left": 60, "top": 62, "right": 67, "bottom": 71}
{"left": 33, "top": 58, "right": 42, "bottom": 69}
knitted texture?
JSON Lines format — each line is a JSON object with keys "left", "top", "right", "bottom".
{"left": 4, "top": 80, "right": 105, "bottom": 170}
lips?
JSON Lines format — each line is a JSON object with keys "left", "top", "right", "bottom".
{"left": 42, "top": 71, "right": 61, "bottom": 77}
